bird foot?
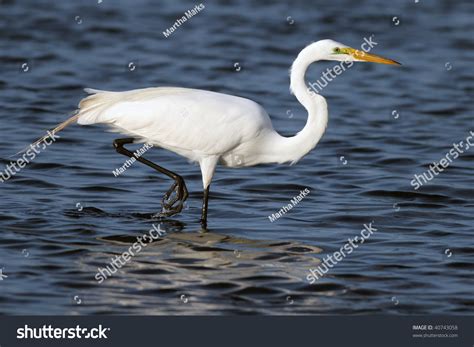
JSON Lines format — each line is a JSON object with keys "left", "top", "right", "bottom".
{"left": 159, "top": 179, "right": 189, "bottom": 216}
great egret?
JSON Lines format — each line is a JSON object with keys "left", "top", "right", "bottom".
{"left": 26, "top": 39, "right": 399, "bottom": 228}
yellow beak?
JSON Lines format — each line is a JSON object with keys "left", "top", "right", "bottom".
{"left": 347, "top": 48, "right": 401, "bottom": 65}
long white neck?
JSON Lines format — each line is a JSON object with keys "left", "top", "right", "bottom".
{"left": 259, "top": 43, "right": 329, "bottom": 164}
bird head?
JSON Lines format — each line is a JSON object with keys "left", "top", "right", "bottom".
{"left": 315, "top": 39, "right": 400, "bottom": 65}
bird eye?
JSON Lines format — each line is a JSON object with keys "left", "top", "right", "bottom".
{"left": 334, "top": 47, "right": 341, "bottom": 53}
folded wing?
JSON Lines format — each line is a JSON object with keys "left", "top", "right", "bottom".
{"left": 77, "top": 87, "right": 272, "bottom": 156}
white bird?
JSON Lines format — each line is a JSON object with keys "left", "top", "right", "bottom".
{"left": 27, "top": 39, "right": 399, "bottom": 229}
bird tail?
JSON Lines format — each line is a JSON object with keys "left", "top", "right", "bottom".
{"left": 12, "top": 111, "right": 81, "bottom": 157}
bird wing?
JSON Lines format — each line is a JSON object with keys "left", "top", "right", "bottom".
{"left": 77, "top": 87, "right": 272, "bottom": 157}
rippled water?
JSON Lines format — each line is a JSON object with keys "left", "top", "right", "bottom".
{"left": 0, "top": 0, "right": 473, "bottom": 315}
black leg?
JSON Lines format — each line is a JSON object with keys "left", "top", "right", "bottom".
{"left": 200, "top": 185, "right": 210, "bottom": 229}
{"left": 113, "top": 138, "right": 188, "bottom": 216}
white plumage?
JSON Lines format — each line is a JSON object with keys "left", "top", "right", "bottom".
{"left": 77, "top": 87, "right": 274, "bottom": 187}
{"left": 27, "top": 39, "right": 399, "bottom": 227}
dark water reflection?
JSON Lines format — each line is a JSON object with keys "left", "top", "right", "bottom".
{"left": 0, "top": 0, "right": 473, "bottom": 314}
